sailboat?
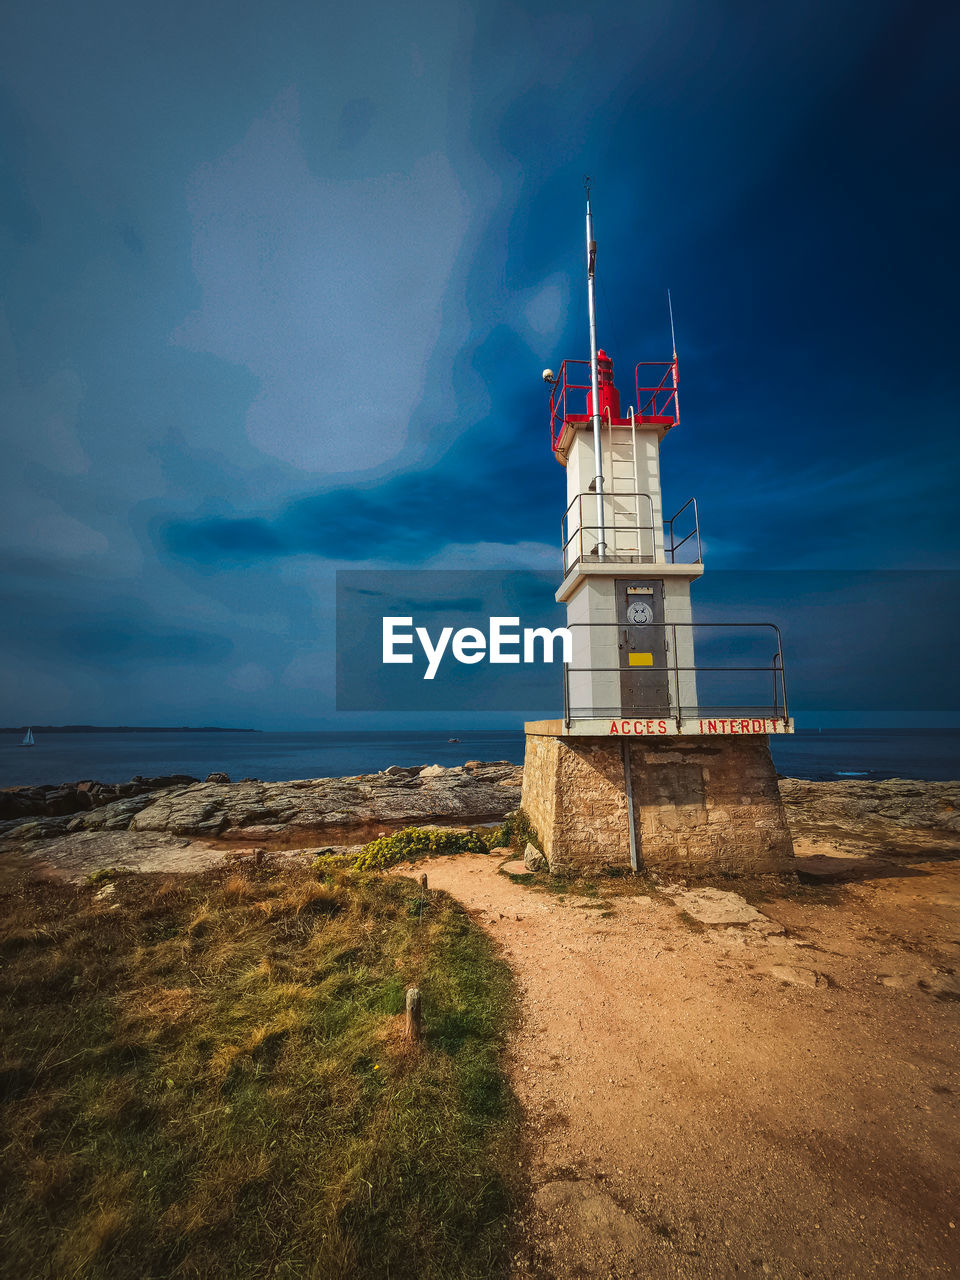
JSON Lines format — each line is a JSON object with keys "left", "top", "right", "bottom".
{"left": 21, "top": 727, "right": 35, "bottom": 747}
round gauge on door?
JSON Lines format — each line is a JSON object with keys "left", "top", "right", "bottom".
{"left": 626, "top": 599, "right": 653, "bottom": 625}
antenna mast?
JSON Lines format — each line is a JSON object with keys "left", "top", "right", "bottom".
{"left": 585, "top": 178, "right": 606, "bottom": 558}
{"left": 667, "top": 288, "right": 680, "bottom": 426}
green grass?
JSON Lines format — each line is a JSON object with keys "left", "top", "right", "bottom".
{"left": 352, "top": 827, "right": 490, "bottom": 871}
{"left": 486, "top": 809, "right": 541, "bottom": 855}
{"left": 349, "top": 810, "right": 543, "bottom": 873}
{"left": 0, "top": 860, "right": 519, "bottom": 1279}
{"left": 85, "top": 867, "right": 132, "bottom": 886}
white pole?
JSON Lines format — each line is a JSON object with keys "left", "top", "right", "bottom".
{"left": 586, "top": 187, "right": 605, "bottom": 559}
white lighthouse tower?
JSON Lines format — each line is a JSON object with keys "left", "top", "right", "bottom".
{"left": 521, "top": 191, "right": 796, "bottom": 878}
{"left": 553, "top": 317, "right": 701, "bottom": 724}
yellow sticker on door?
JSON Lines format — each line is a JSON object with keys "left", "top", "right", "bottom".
{"left": 628, "top": 652, "right": 654, "bottom": 667}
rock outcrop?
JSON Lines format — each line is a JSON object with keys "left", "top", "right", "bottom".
{"left": 0, "top": 775, "right": 199, "bottom": 821}
{"left": 778, "top": 778, "right": 960, "bottom": 847}
{"left": 1, "top": 762, "right": 522, "bottom": 842}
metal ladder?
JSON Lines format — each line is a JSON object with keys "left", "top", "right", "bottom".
{"left": 602, "top": 409, "right": 657, "bottom": 562}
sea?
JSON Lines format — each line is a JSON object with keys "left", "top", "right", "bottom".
{"left": 0, "top": 728, "right": 958, "bottom": 788}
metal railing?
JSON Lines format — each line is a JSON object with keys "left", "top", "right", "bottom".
{"left": 561, "top": 494, "right": 702, "bottom": 573}
{"left": 549, "top": 356, "right": 680, "bottom": 451}
{"left": 665, "top": 497, "right": 701, "bottom": 564}
{"left": 560, "top": 620, "right": 788, "bottom": 729}
{"left": 547, "top": 355, "right": 686, "bottom": 450}
{"left": 549, "top": 359, "right": 593, "bottom": 450}
{"left": 635, "top": 359, "right": 679, "bottom": 423}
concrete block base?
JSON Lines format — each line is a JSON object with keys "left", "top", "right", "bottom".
{"left": 520, "top": 731, "right": 795, "bottom": 878}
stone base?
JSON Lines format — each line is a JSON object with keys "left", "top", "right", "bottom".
{"left": 520, "top": 732, "right": 795, "bottom": 878}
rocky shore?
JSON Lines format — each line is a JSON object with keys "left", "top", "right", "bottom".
{"left": 778, "top": 777, "right": 960, "bottom": 846}
{"left": 0, "top": 773, "right": 202, "bottom": 823}
{"left": 0, "top": 761, "right": 524, "bottom": 844}
{"left": 1, "top": 766, "right": 958, "bottom": 879}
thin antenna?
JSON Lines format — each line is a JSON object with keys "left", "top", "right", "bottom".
{"left": 667, "top": 288, "right": 680, "bottom": 427}
{"left": 585, "top": 182, "right": 606, "bottom": 558}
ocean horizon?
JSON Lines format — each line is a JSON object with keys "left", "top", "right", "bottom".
{"left": 0, "top": 727, "right": 958, "bottom": 788}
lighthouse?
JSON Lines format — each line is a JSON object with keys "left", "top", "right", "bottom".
{"left": 520, "top": 191, "right": 796, "bottom": 878}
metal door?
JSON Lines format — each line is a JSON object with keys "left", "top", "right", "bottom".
{"left": 617, "top": 579, "right": 670, "bottom": 715}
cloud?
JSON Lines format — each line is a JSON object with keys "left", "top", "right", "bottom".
{"left": 160, "top": 448, "right": 558, "bottom": 568}
{"left": 172, "top": 88, "right": 471, "bottom": 475}
{"left": 337, "top": 98, "right": 377, "bottom": 150}
{"left": 1, "top": 498, "right": 110, "bottom": 561}
{"left": 0, "top": 309, "right": 90, "bottom": 479}
{"left": 59, "top": 621, "right": 233, "bottom": 666}
{"left": 281, "top": 651, "right": 331, "bottom": 694}
{"left": 522, "top": 276, "right": 570, "bottom": 351}
{"left": 0, "top": 0, "right": 956, "bottom": 730}
{"left": 164, "top": 517, "right": 283, "bottom": 560}
{"left": 0, "top": 89, "right": 42, "bottom": 243}
{"left": 422, "top": 540, "right": 557, "bottom": 569}
{"left": 226, "top": 662, "right": 275, "bottom": 693}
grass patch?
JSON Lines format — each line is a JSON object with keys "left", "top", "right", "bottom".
{"left": 0, "top": 860, "right": 519, "bottom": 1279}
{"left": 85, "top": 867, "right": 133, "bottom": 886}
{"left": 499, "top": 864, "right": 657, "bottom": 906}
{"left": 353, "top": 827, "right": 489, "bottom": 871}
{"left": 497, "top": 848, "right": 664, "bottom": 903}
{"left": 487, "top": 809, "right": 541, "bottom": 854}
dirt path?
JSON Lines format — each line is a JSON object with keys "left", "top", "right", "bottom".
{"left": 409, "top": 852, "right": 960, "bottom": 1280}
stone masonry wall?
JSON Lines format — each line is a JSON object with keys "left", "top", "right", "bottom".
{"left": 521, "top": 734, "right": 632, "bottom": 875}
{"left": 521, "top": 732, "right": 794, "bottom": 878}
{"left": 630, "top": 737, "right": 794, "bottom": 876}
{"left": 520, "top": 733, "right": 560, "bottom": 862}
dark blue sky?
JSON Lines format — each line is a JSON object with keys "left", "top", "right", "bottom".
{"left": 1, "top": 0, "right": 957, "bottom": 728}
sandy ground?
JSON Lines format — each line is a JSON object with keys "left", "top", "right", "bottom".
{"left": 404, "top": 848, "right": 960, "bottom": 1280}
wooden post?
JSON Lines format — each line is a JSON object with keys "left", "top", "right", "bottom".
{"left": 419, "top": 873, "right": 428, "bottom": 890}
{"left": 405, "top": 987, "right": 422, "bottom": 1042}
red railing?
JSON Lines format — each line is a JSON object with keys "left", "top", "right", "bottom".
{"left": 635, "top": 359, "right": 679, "bottom": 424}
{"left": 550, "top": 356, "right": 680, "bottom": 451}
{"left": 549, "top": 359, "right": 592, "bottom": 450}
